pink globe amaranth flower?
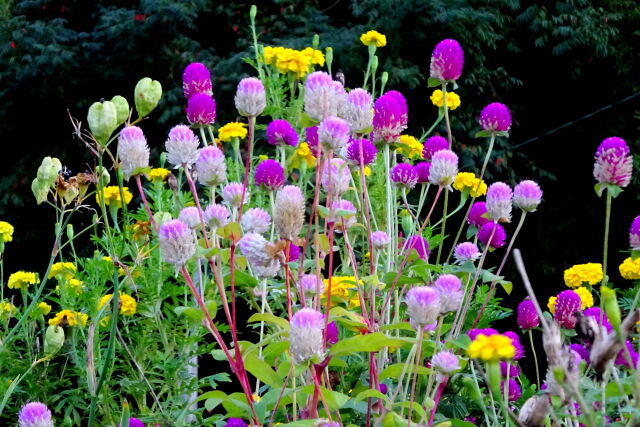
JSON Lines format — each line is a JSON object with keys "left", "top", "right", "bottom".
{"left": 187, "top": 93, "right": 216, "bottom": 125}
{"left": 288, "top": 242, "right": 301, "bottom": 262}
{"left": 430, "top": 39, "right": 464, "bottom": 81}
{"left": 593, "top": 136, "right": 633, "bottom": 188}
{"left": 517, "top": 298, "right": 539, "bottom": 329}
{"left": 178, "top": 206, "right": 202, "bottom": 229}
{"left": 222, "top": 182, "right": 245, "bottom": 208}
{"left": 570, "top": 343, "right": 590, "bottom": 364}
{"left": 117, "top": 126, "right": 149, "bottom": 179}
{"left": 403, "top": 235, "right": 429, "bottom": 260}
{"left": 434, "top": 274, "right": 463, "bottom": 313}
{"left": 196, "top": 145, "right": 227, "bottom": 186}
{"left": 345, "top": 137, "right": 377, "bottom": 166}
{"left": 428, "top": 149, "right": 458, "bottom": 188}
{"left": 305, "top": 126, "right": 320, "bottom": 157}
{"left": 290, "top": 307, "right": 325, "bottom": 364}
{"left": 304, "top": 71, "right": 346, "bottom": 121}
{"left": 159, "top": 219, "right": 196, "bottom": 268}
{"left": 453, "top": 242, "right": 481, "bottom": 264}
{"left": 326, "top": 320, "right": 339, "bottom": 346}
{"left": 479, "top": 103, "right": 512, "bottom": 132}
{"left": 372, "top": 91, "right": 408, "bottom": 144}
{"left": 18, "top": 402, "right": 53, "bottom": 427}
{"left": 183, "top": 62, "right": 213, "bottom": 100}
{"left": 266, "top": 119, "right": 298, "bottom": 147}
{"left": 321, "top": 158, "right": 351, "bottom": 197}
{"left": 328, "top": 199, "right": 357, "bottom": 230}
{"left": 500, "top": 361, "right": 520, "bottom": 378}
{"left": 486, "top": 182, "right": 513, "bottom": 222}
{"left": 405, "top": 286, "right": 441, "bottom": 326}
{"left": 423, "top": 136, "right": 449, "bottom": 161}
{"left": 204, "top": 203, "right": 230, "bottom": 229}
{"left": 127, "top": 418, "right": 145, "bottom": 427}
{"left": 514, "top": 180, "right": 542, "bottom": 212}
{"left": 501, "top": 379, "right": 522, "bottom": 402}
{"left": 385, "top": 90, "right": 408, "bottom": 119}
{"left": 234, "top": 77, "right": 266, "bottom": 117}
{"left": 166, "top": 125, "right": 200, "bottom": 168}
{"left": 504, "top": 331, "right": 524, "bottom": 360}
{"left": 239, "top": 232, "right": 281, "bottom": 278}
{"left": 414, "top": 162, "right": 431, "bottom": 183}
{"left": 391, "top": 163, "right": 418, "bottom": 189}
{"left": 371, "top": 230, "right": 391, "bottom": 249}
{"left": 630, "top": 216, "right": 640, "bottom": 250}
{"left": 615, "top": 340, "right": 638, "bottom": 368}
{"left": 467, "top": 328, "right": 498, "bottom": 341}
{"left": 255, "top": 159, "right": 285, "bottom": 191}
{"left": 583, "top": 307, "right": 613, "bottom": 333}
{"left": 224, "top": 418, "right": 248, "bottom": 427}
{"left": 298, "top": 274, "right": 324, "bottom": 297}
{"left": 340, "top": 88, "right": 374, "bottom": 134}
{"left": 477, "top": 222, "right": 507, "bottom": 249}
{"left": 318, "top": 116, "right": 351, "bottom": 151}
{"left": 431, "top": 350, "right": 460, "bottom": 375}
{"left": 274, "top": 185, "right": 305, "bottom": 240}
{"left": 241, "top": 207, "right": 271, "bottom": 234}
{"left": 468, "top": 201, "right": 491, "bottom": 227}
{"left": 554, "top": 290, "right": 582, "bottom": 329}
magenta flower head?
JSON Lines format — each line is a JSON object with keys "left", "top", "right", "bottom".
{"left": 414, "top": 162, "right": 432, "bottom": 183}
{"left": 517, "top": 298, "right": 539, "bottom": 329}
{"left": 467, "top": 328, "right": 498, "bottom": 341}
{"left": 593, "top": 136, "right": 633, "bottom": 188}
{"left": 468, "top": 201, "right": 491, "bottom": 227}
{"left": 204, "top": 203, "right": 230, "bottom": 229}
{"left": 117, "top": 126, "right": 150, "bottom": 179}
{"left": 500, "top": 361, "right": 520, "bottom": 378}
{"left": 371, "top": 230, "right": 391, "bottom": 250}
{"left": 318, "top": 116, "right": 351, "bottom": 151}
{"left": 554, "top": 290, "right": 582, "bottom": 329}
{"left": 239, "top": 232, "right": 280, "bottom": 278}
{"left": 287, "top": 242, "right": 301, "bottom": 262}
{"left": 584, "top": 307, "right": 613, "bottom": 333}
{"left": 159, "top": 219, "right": 196, "bottom": 269}
{"left": 630, "top": 216, "right": 640, "bottom": 250}
{"left": 434, "top": 274, "right": 463, "bottom": 313}
{"left": 290, "top": 307, "right": 325, "bottom": 364}
{"left": 405, "top": 286, "right": 441, "bottom": 327}
{"left": 166, "top": 125, "right": 201, "bottom": 168}
{"left": 266, "top": 119, "right": 298, "bottom": 147}
{"left": 326, "top": 320, "right": 339, "bottom": 346}
{"left": 222, "top": 182, "right": 245, "bottom": 208}
{"left": 328, "top": 199, "right": 357, "bottom": 231}
{"left": 431, "top": 350, "right": 460, "bottom": 375}
{"left": 341, "top": 88, "right": 374, "bottom": 134}
{"left": 241, "top": 207, "right": 271, "bottom": 234}
{"left": 570, "top": 343, "right": 590, "bottom": 364}
{"left": 345, "top": 137, "right": 377, "bottom": 166}
{"left": 373, "top": 91, "right": 408, "bottom": 144}
{"left": 255, "top": 159, "right": 285, "bottom": 191}
{"left": 305, "top": 126, "right": 320, "bottom": 157}
{"left": 321, "top": 158, "right": 351, "bottom": 197}
{"left": 224, "top": 418, "right": 248, "bottom": 427}
{"left": 274, "top": 185, "right": 305, "bottom": 240}
{"left": 391, "top": 163, "right": 418, "bottom": 189}
{"left": 18, "top": 402, "right": 53, "bottom": 427}
{"left": 127, "top": 418, "right": 145, "bottom": 427}
{"left": 403, "top": 235, "right": 429, "bottom": 260}
{"left": 304, "top": 71, "right": 345, "bottom": 121}
{"left": 615, "top": 341, "right": 638, "bottom": 368}
{"left": 183, "top": 62, "right": 213, "bottom": 100}
{"left": 234, "top": 77, "right": 266, "bottom": 117}
{"left": 501, "top": 379, "right": 522, "bottom": 402}
{"left": 385, "top": 90, "right": 408, "bottom": 118}
{"left": 477, "top": 222, "right": 507, "bottom": 249}
{"left": 298, "top": 274, "right": 324, "bottom": 297}
{"left": 514, "top": 180, "right": 542, "bottom": 212}
{"left": 430, "top": 39, "right": 464, "bottom": 82}
{"left": 196, "top": 145, "right": 227, "bottom": 186}
{"left": 187, "top": 93, "right": 216, "bottom": 125}
{"left": 486, "top": 182, "right": 513, "bottom": 222}
{"left": 504, "top": 331, "right": 524, "bottom": 360}
{"left": 479, "top": 103, "right": 512, "bottom": 132}
{"left": 453, "top": 242, "right": 481, "bottom": 264}
{"left": 178, "top": 206, "right": 202, "bottom": 229}
{"left": 429, "top": 149, "right": 458, "bottom": 188}
{"left": 423, "top": 136, "right": 449, "bottom": 161}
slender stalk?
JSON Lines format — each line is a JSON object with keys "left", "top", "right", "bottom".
{"left": 427, "top": 378, "right": 448, "bottom": 427}
{"left": 407, "top": 328, "right": 425, "bottom": 426}
{"left": 602, "top": 190, "right": 612, "bottom": 285}
{"left": 436, "top": 190, "right": 449, "bottom": 264}
{"left": 383, "top": 144, "right": 393, "bottom": 272}
{"left": 441, "top": 83, "right": 452, "bottom": 149}
{"left": 528, "top": 329, "right": 540, "bottom": 389}
{"left": 134, "top": 175, "right": 158, "bottom": 230}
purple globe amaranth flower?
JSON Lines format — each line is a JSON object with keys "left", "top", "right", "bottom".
{"left": 517, "top": 298, "right": 539, "bottom": 329}
{"left": 321, "top": 158, "right": 351, "bottom": 197}
{"left": 178, "top": 206, "right": 202, "bottom": 229}
{"left": 166, "top": 125, "right": 200, "bottom": 168}
{"left": 18, "top": 402, "right": 53, "bottom": 427}
{"left": 554, "top": 290, "right": 582, "bottom": 329}
{"left": 372, "top": 91, "right": 408, "bottom": 144}
{"left": 385, "top": 90, "right": 408, "bottom": 119}
{"left": 318, "top": 116, "right": 351, "bottom": 151}
{"left": 266, "top": 119, "right": 298, "bottom": 147}
{"left": 486, "top": 182, "right": 513, "bottom": 223}
{"left": 234, "top": 77, "right": 266, "bottom": 117}
{"left": 434, "top": 274, "right": 463, "bottom": 313}
{"left": 570, "top": 343, "right": 590, "bottom": 364}
{"left": 222, "top": 182, "right": 245, "bottom": 208}
{"left": 403, "top": 235, "right": 429, "bottom": 260}
{"left": 290, "top": 307, "right": 325, "bottom": 364}
{"left": 159, "top": 219, "right": 196, "bottom": 268}
{"left": 274, "top": 185, "right": 305, "bottom": 240}
{"left": 187, "top": 93, "right": 216, "bottom": 125}
{"left": 196, "top": 145, "right": 227, "bottom": 186}
{"left": 453, "top": 242, "right": 481, "bottom": 264}
{"left": 345, "top": 137, "right": 377, "bottom": 166}
{"left": 287, "top": 242, "right": 301, "bottom": 262}
{"left": 615, "top": 340, "right": 639, "bottom": 368}
{"left": 391, "top": 163, "right": 418, "bottom": 189}
{"left": 504, "top": 331, "right": 524, "bottom": 360}
{"left": 204, "top": 203, "right": 230, "bottom": 228}
{"left": 467, "top": 328, "right": 498, "bottom": 341}
{"left": 340, "top": 88, "right": 373, "bottom": 134}
{"left": 304, "top": 71, "right": 346, "bottom": 121}
{"left": 326, "top": 320, "right": 339, "bottom": 346}
{"left": 117, "top": 126, "right": 149, "bottom": 179}
{"left": 405, "top": 286, "right": 441, "bottom": 327}
{"left": 379, "top": 383, "right": 388, "bottom": 394}
{"left": 298, "top": 274, "right": 324, "bottom": 297}
{"left": 593, "top": 136, "right": 633, "bottom": 188}
{"left": 478, "top": 222, "right": 507, "bottom": 249}
{"left": 479, "top": 103, "right": 512, "bottom": 132}
{"left": 255, "top": 159, "right": 285, "bottom": 191}
{"left": 501, "top": 379, "right": 522, "bottom": 402}
{"left": 241, "top": 207, "right": 271, "bottom": 234}
{"left": 500, "top": 361, "right": 520, "bottom": 378}
{"left": 430, "top": 39, "right": 464, "bottom": 82}
{"left": 429, "top": 149, "right": 458, "bottom": 188}
{"left": 183, "top": 62, "right": 213, "bottom": 100}
{"left": 630, "top": 215, "right": 640, "bottom": 250}
{"left": 328, "top": 199, "right": 357, "bottom": 230}
{"left": 414, "top": 162, "right": 432, "bottom": 183}
{"left": 224, "top": 418, "right": 248, "bottom": 427}
{"left": 431, "top": 350, "right": 460, "bottom": 375}
{"left": 514, "top": 180, "right": 543, "bottom": 212}
{"left": 423, "top": 136, "right": 449, "bottom": 160}
{"left": 305, "top": 126, "right": 320, "bottom": 157}
{"left": 127, "top": 418, "right": 145, "bottom": 427}
{"left": 468, "top": 201, "right": 491, "bottom": 228}
{"left": 239, "top": 233, "right": 281, "bottom": 278}
{"left": 371, "top": 231, "right": 391, "bottom": 249}
{"left": 583, "top": 307, "right": 613, "bottom": 333}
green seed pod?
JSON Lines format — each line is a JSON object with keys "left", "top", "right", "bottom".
{"left": 36, "top": 157, "right": 62, "bottom": 187}
{"left": 44, "top": 325, "right": 65, "bottom": 356}
{"left": 134, "top": 77, "right": 162, "bottom": 118}
{"left": 249, "top": 5, "right": 257, "bottom": 20}
{"left": 312, "top": 34, "right": 319, "bottom": 49}
{"left": 87, "top": 101, "right": 118, "bottom": 145}
{"left": 111, "top": 95, "right": 130, "bottom": 125}
{"left": 31, "top": 178, "right": 50, "bottom": 205}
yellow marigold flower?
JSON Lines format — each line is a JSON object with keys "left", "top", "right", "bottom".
{"left": 263, "top": 46, "right": 283, "bottom": 65}
{"left": 563, "top": 267, "right": 581, "bottom": 288}
{"left": 0, "top": 221, "right": 14, "bottom": 243}
{"left": 7, "top": 271, "right": 38, "bottom": 290}
{"left": 563, "top": 263, "right": 603, "bottom": 288}
{"left": 98, "top": 292, "right": 137, "bottom": 315}
{"left": 291, "top": 142, "right": 316, "bottom": 169}
{"left": 37, "top": 302, "right": 52, "bottom": 315}
{"left": 397, "top": 135, "right": 424, "bottom": 159}
{"left": 355, "top": 166, "right": 372, "bottom": 177}
{"left": 360, "top": 30, "right": 387, "bottom": 47}
{"left": 96, "top": 186, "right": 133, "bottom": 208}
{"left": 48, "top": 309, "right": 88, "bottom": 327}
{"left": 453, "top": 172, "right": 487, "bottom": 197}
{"left": 301, "top": 47, "right": 325, "bottom": 66}
{"left": 574, "top": 287, "right": 594, "bottom": 310}
{"left": 275, "top": 48, "right": 311, "bottom": 79}
{"left": 547, "top": 296, "right": 557, "bottom": 314}
{"left": 620, "top": 257, "right": 640, "bottom": 280}
{"left": 252, "top": 394, "right": 261, "bottom": 402}
{"left": 146, "top": 168, "right": 171, "bottom": 183}
{"left": 467, "top": 333, "right": 515, "bottom": 362}
{"left": 218, "top": 122, "right": 248, "bottom": 142}
{"left": 258, "top": 155, "right": 269, "bottom": 161}
{"left": 67, "top": 278, "right": 84, "bottom": 294}
{"left": 0, "top": 301, "right": 17, "bottom": 318}
{"left": 323, "top": 276, "right": 358, "bottom": 306}
{"left": 49, "top": 262, "right": 76, "bottom": 279}
{"left": 430, "top": 90, "right": 461, "bottom": 110}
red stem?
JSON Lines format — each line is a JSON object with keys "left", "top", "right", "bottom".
{"left": 134, "top": 175, "right": 158, "bottom": 231}
{"left": 428, "top": 378, "right": 448, "bottom": 427}
{"left": 284, "top": 241, "right": 293, "bottom": 319}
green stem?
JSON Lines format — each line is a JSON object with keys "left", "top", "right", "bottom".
{"left": 441, "top": 83, "right": 452, "bottom": 149}
{"left": 383, "top": 145, "right": 393, "bottom": 272}
{"left": 407, "top": 328, "right": 425, "bottom": 425}
{"left": 528, "top": 330, "right": 540, "bottom": 389}
{"left": 602, "top": 190, "right": 612, "bottom": 285}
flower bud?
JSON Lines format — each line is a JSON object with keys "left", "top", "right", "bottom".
{"left": 486, "top": 182, "right": 513, "bottom": 222}
{"left": 88, "top": 100, "right": 118, "bottom": 145}
{"left": 196, "top": 146, "right": 227, "bottom": 186}
{"left": 134, "top": 77, "right": 162, "bottom": 118}
{"left": 44, "top": 324, "right": 65, "bottom": 356}
{"left": 111, "top": 95, "right": 130, "bottom": 125}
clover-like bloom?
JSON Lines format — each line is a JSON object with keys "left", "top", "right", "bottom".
{"left": 183, "top": 62, "right": 213, "bottom": 100}
{"left": 468, "top": 201, "right": 491, "bottom": 228}
{"left": 241, "top": 208, "right": 271, "bottom": 234}
{"left": 453, "top": 242, "right": 481, "bottom": 264}
{"left": 371, "top": 231, "right": 391, "bottom": 249}
{"left": 345, "top": 137, "right": 377, "bottom": 166}
{"left": 390, "top": 163, "right": 418, "bottom": 189}
{"left": 186, "top": 93, "right": 216, "bottom": 125}
{"left": 414, "top": 162, "right": 432, "bottom": 183}
{"left": 517, "top": 298, "right": 539, "bottom": 329}
{"left": 428, "top": 149, "right": 458, "bottom": 188}
{"left": 554, "top": 290, "right": 582, "bottom": 329}
{"left": 321, "top": 158, "right": 351, "bottom": 197}
{"left": 255, "top": 159, "right": 285, "bottom": 191}
{"left": 166, "top": 125, "right": 200, "bottom": 168}
{"left": 372, "top": 91, "right": 408, "bottom": 144}
{"left": 204, "top": 203, "right": 230, "bottom": 229}
{"left": 593, "top": 136, "right": 633, "bottom": 188}
{"left": 289, "top": 307, "right": 325, "bottom": 364}
{"left": 196, "top": 145, "right": 227, "bottom": 186}
{"left": 234, "top": 77, "right": 266, "bottom": 117}
{"left": 479, "top": 103, "right": 511, "bottom": 132}
{"left": 431, "top": 350, "right": 460, "bottom": 375}
{"left": 159, "top": 219, "right": 196, "bottom": 269}
{"left": 340, "top": 88, "right": 374, "bottom": 134}
{"left": 266, "top": 119, "right": 298, "bottom": 147}
{"left": 434, "top": 274, "right": 463, "bottom": 313}
{"left": 630, "top": 216, "right": 640, "bottom": 250}
{"left": 117, "top": 126, "right": 149, "bottom": 179}
{"left": 178, "top": 206, "right": 203, "bottom": 229}
{"left": 430, "top": 39, "right": 464, "bottom": 82}
{"left": 318, "top": 116, "right": 350, "bottom": 151}
{"left": 274, "top": 185, "right": 305, "bottom": 240}
{"left": 405, "top": 286, "right": 441, "bottom": 327}
{"left": 403, "top": 235, "right": 429, "bottom": 260}
{"left": 18, "top": 402, "right": 54, "bottom": 427}
{"left": 486, "top": 182, "right": 513, "bottom": 223}
{"left": 514, "top": 180, "right": 543, "bottom": 212}
{"left": 304, "top": 71, "right": 345, "bottom": 121}
{"left": 478, "top": 222, "right": 507, "bottom": 249}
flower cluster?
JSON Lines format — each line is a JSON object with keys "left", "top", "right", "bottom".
{"left": 430, "top": 89, "right": 461, "bottom": 110}
{"left": 467, "top": 333, "right": 515, "bottom": 362}
{"left": 563, "top": 263, "right": 603, "bottom": 288}
{"left": 453, "top": 172, "right": 487, "bottom": 197}
{"left": 263, "top": 46, "right": 325, "bottom": 79}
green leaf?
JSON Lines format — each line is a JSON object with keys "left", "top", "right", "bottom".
{"left": 379, "top": 363, "right": 431, "bottom": 380}
{"left": 500, "top": 281, "right": 513, "bottom": 295}
{"left": 381, "top": 272, "right": 424, "bottom": 287}
{"left": 243, "top": 353, "right": 283, "bottom": 388}
{"left": 315, "top": 233, "right": 331, "bottom": 253}
{"left": 474, "top": 130, "right": 492, "bottom": 138}
{"left": 300, "top": 385, "right": 349, "bottom": 410}
{"left": 353, "top": 388, "right": 389, "bottom": 404}
{"left": 317, "top": 205, "right": 330, "bottom": 218}
{"left": 394, "top": 401, "right": 428, "bottom": 424}
{"left": 605, "top": 183, "right": 623, "bottom": 198}
{"left": 277, "top": 421, "right": 318, "bottom": 427}
{"left": 223, "top": 270, "right": 258, "bottom": 288}
{"left": 217, "top": 222, "right": 242, "bottom": 242}
{"left": 329, "top": 332, "right": 407, "bottom": 356}
{"left": 247, "top": 312, "right": 290, "bottom": 330}
{"left": 449, "top": 334, "right": 471, "bottom": 350}
{"left": 299, "top": 112, "right": 319, "bottom": 128}
{"left": 428, "top": 77, "right": 442, "bottom": 88}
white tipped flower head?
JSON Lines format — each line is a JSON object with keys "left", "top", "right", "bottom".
{"left": 18, "top": 402, "right": 54, "bottom": 427}
{"left": 274, "top": 185, "right": 305, "bottom": 240}
{"left": 298, "top": 274, "right": 324, "bottom": 297}
{"left": 405, "top": 286, "right": 441, "bottom": 328}
{"left": 203, "top": 204, "right": 230, "bottom": 229}
{"left": 486, "top": 182, "right": 513, "bottom": 223}
{"left": 222, "top": 182, "right": 246, "bottom": 208}
{"left": 178, "top": 206, "right": 202, "bottom": 229}
{"left": 318, "top": 116, "right": 351, "bottom": 151}
{"left": 289, "top": 307, "right": 325, "bottom": 364}
{"left": 321, "top": 158, "right": 351, "bottom": 198}
{"left": 340, "top": 88, "right": 374, "bottom": 134}
{"left": 117, "top": 126, "right": 149, "bottom": 179}
{"left": 166, "top": 125, "right": 200, "bottom": 168}
{"left": 433, "top": 274, "right": 463, "bottom": 314}
{"left": 241, "top": 207, "right": 271, "bottom": 234}
{"left": 431, "top": 350, "right": 460, "bottom": 375}
{"left": 371, "top": 231, "right": 391, "bottom": 250}
{"left": 196, "top": 146, "right": 227, "bottom": 187}
{"left": 159, "top": 219, "right": 197, "bottom": 269}
{"left": 234, "top": 77, "right": 266, "bottom": 117}
{"left": 239, "top": 232, "right": 281, "bottom": 279}
{"left": 304, "top": 71, "right": 346, "bottom": 121}
{"left": 428, "top": 149, "right": 458, "bottom": 188}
